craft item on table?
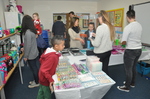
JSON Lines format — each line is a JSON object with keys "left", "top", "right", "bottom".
{"left": 92, "top": 72, "right": 113, "bottom": 84}
{"left": 113, "top": 45, "right": 125, "bottom": 50}
{"left": 111, "top": 50, "right": 120, "bottom": 55}
{"left": 92, "top": 71, "right": 105, "bottom": 76}
{"left": 54, "top": 82, "right": 62, "bottom": 90}
{"left": 94, "top": 75, "right": 112, "bottom": 84}
{"left": 57, "top": 70, "right": 77, "bottom": 82}
{"left": 115, "top": 39, "right": 120, "bottom": 45}
{"left": 86, "top": 56, "right": 100, "bottom": 66}
{"left": 89, "top": 62, "right": 102, "bottom": 72}
{"left": 57, "top": 59, "right": 71, "bottom": 69}
{"left": 72, "top": 64, "right": 81, "bottom": 75}
{"left": 72, "top": 63, "right": 89, "bottom": 74}
{"left": 61, "top": 79, "right": 81, "bottom": 89}
{"left": 82, "top": 80, "right": 99, "bottom": 88}
{"left": 78, "top": 73, "right": 96, "bottom": 82}
{"left": 121, "top": 45, "right": 126, "bottom": 48}
{"left": 86, "top": 56, "right": 102, "bottom": 72}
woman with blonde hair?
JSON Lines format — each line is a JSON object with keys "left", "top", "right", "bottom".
{"left": 90, "top": 10, "right": 115, "bottom": 75}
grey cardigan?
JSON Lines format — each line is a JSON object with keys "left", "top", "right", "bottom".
{"left": 24, "top": 30, "right": 39, "bottom": 60}
{"left": 68, "top": 28, "right": 83, "bottom": 49}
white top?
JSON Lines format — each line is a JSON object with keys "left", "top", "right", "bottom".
{"left": 121, "top": 21, "right": 142, "bottom": 49}
{"left": 91, "top": 23, "right": 112, "bottom": 54}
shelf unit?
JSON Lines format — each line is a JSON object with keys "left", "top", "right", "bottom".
{"left": 0, "top": 53, "right": 24, "bottom": 90}
{"left": 0, "top": 33, "right": 23, "bottom": 99}
{"left": 0, "top": 33, "right": 16, "bottom": 41}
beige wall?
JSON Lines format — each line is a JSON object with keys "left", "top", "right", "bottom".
{"left": 97, "top": 0, "right": 150, "bottom": 27}
{"left": 17, "top": 1, "right": 97, "bottom": 30}
{"left": 0, "top": 0, "right": 9, "bottom": 29}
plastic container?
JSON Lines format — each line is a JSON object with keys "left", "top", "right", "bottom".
{"left": 87, "top": 40, "right": 91, "bottom": 49}
{"left": 136, "top": 62, "right": 150, "bottom": 75}
{"left": 9, "top": 28, "right": 15, "bottom": 34}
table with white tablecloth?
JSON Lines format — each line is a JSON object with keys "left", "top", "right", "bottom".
{"left": 54, "top": 81, "right": 115, "bottom": 99}
{"left": 109, "top": 49, "right": 150, "bottom": 66}
{"left": 53, "top": 53, "right": 116, "bottom": 99}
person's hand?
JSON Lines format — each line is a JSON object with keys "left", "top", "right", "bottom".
{"left": 80, "top": 38, "right": 85, "bottom": 44}
{"left": 36, "top": 34, "right": 38, "bottom": 38}
{"left": 49, "top": 82, "right": 54, "bottom": 92}
{"left": 88, "top": 38, "right": 92, "bottom": 41}
{"left": 21, "top": 48, "right": 24, "bottom": 52}
{"left": 92, "top": 33, "right": 96, "bottom": 37}
{"left": 24, "top": 58, "right": 27, "bottom": 61}
{"left": 64, "top": 35, "right": 66, "bottom": 39}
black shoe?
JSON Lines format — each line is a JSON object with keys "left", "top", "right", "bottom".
{"left": 117, "top": 85, "right": 130, "bottom": 92}
{"left": 123, "top": 81, "right": 135, "bottom": 88}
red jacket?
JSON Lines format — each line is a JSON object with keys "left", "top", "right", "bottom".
{"left": 39, "top": 48, "right": 60, "bottom": 86}
{"left": 33, "top": 19, "right": 42, "bottom": 35}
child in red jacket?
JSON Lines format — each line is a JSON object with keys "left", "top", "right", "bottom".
{"left": 32, "top": 13, "right": 42, "bottom": 35}
{"left": 37, "top": 36, "right": 65, "bottom": 99}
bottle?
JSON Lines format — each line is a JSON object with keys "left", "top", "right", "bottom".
{"left": 0, "top": 27, "right": 3, "bottom": 38}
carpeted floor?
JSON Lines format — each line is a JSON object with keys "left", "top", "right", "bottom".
{"left": 4, "top": 65, "right": 150, "bottom": 99}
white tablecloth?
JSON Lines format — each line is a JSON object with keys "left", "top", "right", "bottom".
{"left": 54, "top": 54, "right": 115, "bottom": 99}
{"left": 109, "top": 50, "right": 150, "bottom": 66}
{"left": 54, "top": 82, "right": 115, "bottom": 99}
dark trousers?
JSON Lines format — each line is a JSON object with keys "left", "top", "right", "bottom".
{"left": 124, "top": 49, "right": 142, "bottom": 89}
{"left": 27, "top": 56, "right": 40, "bottom": 84}
{"left": 95, "top": 50, "right": 111, "bottom": 75}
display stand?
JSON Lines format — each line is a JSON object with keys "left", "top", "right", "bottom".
{"left": 0, "top": 53, "right": 24, "bottom": 99}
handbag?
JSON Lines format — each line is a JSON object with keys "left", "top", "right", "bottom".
{"left": 36, "top": 35, "right": 48, "bottom": 48}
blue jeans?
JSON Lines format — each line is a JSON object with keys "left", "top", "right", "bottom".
{"left": 27, "top": 56, "right": 40, "bottom": 84}
{"left": 124, "top": 49, "right": 142, "bottom": 89}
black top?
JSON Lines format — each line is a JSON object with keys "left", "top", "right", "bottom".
{"left": 84, "top": 29, "right": 96, "bottom": 48}
{"left": 72, "top": 26, "right": 80, "bottom": 33}
{"left": 52, "top": 21, "right": 65, "bottom": 36}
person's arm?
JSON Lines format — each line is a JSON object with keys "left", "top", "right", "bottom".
{"left": 90, "top": 27, "right": 103, "bottom": 47}
{"left": 24, "top": 31, "right": 32, "bottom": 59}
{"left": 40, "top": 56, "right": 56, "bottom": 82}
{"left": 121, "top": 26, "right": 130, "bottom": 45}
{"left": 63, "top": 24, "right": 66, "bottom": 38}
{"left": 52, "top": 23, "right": 55, "bottom": 36}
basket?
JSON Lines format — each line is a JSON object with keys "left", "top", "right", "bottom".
{"left": 136, "top": 62, "right": 150, "bottom": 75}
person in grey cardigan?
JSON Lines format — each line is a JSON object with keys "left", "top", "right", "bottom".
{"left": 68, "top": 17, "right": 84, "bottom": 49}
{"left": 22, "top": 15, "right": 40, "bottom": 88}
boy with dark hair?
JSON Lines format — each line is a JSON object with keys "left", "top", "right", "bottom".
{"left": 117, "top": 10, "right": 142, "bottom": 92}
{"left": 37, "top": 36, "right": 65, "bottom": 99}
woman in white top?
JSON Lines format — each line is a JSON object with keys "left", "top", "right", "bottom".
{"left": 90, "top": 10, "right": 115, "bottom": 75}
{"left": 68, "top": 17, "right": 84, "bottom": 49}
